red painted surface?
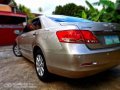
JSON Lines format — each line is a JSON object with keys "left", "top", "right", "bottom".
{"left": 0, "top": 11, "right": 26, "bottom": 18}
{"left": 0, "top": 11, "right": 26, "bottom": 46}
{"left": 0, "top": 25, "right": 24, "bottom": 46}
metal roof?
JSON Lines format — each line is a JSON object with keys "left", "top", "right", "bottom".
{"left": 0, "top": 0, "right": 11, "bottom": 4}
{"left": 0, "top": 11, "right": 26, "bottom": 18}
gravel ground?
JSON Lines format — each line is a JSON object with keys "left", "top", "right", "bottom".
{"left": 0, "top": 46, "right": 120, "bottom": 90}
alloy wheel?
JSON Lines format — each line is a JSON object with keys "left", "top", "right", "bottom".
{"left": 36, "top": 54, "right": 45, "bottom": 77}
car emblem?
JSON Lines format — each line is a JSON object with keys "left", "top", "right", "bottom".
{"left": 103, "top": 24, "right": 109, "bottom": 27}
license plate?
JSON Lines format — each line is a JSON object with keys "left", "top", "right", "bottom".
{"left": 104, "top": 35, "right": 120, "bottom": 45}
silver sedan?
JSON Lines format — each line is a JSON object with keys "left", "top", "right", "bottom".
{"left": 13, "top": 15, "right": 120, "bottom": 82}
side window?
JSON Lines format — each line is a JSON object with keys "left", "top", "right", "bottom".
{"left": 23, "top": 24, "right": 31, "bottom": 33}
{"left": 32, "top": 18, "right": 42, "bottom": 30}
{"left": 22, "top": 18, "right": 42, "bottom": 33}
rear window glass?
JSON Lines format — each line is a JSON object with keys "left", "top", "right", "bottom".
{"left": 48, "top": 15, "right": 92, "bottom": 23}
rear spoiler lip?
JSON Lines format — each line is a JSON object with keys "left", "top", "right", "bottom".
{"left": 59, "top": 22, "right": 120, "bottom": 31}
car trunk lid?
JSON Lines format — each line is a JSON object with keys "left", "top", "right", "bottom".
{"left": 60, "top": 22, "right": 120, "bottom": 49}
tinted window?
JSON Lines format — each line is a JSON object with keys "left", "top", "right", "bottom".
{"left": 23, "top": 25, "right": 30, "bottom": 33}
{"left": 32, "top": 18, "right": 41, "bottom": 30}
{"left": 23, "top": 18, "right": 42, "bottom": 33}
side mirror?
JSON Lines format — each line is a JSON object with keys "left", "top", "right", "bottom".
{"left": 14, "top": 30, "right": 21, "bottom": 35}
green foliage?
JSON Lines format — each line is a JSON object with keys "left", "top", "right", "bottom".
{"left": 12, "top": 0, "right": 43, "bottom": 22}
{"left": 18, "top": 4, "right": 35, "bottom": 22}
{"left": 38, "top": 7, "right": 42, "bottom": 12}
{"left": 53, "top": 0, "right": 120, "bottom": 23}
{"left": 82, "top": 11, "right": 87, "bottom": 19}
{"left": 116, "top": 0, "right": 120, "bottom": 13}
{"left": 93, "top": 0, "right": 115, "bottom": 10}
{"left": 86, "top": 0, "right": 95, "bottom": 11}
{"left": 53, "top": 3, "right": 86, "bottom": 18}
{"left": 85, "top": 0, "right": 100, "bottom": 21}
{"left": 92, "top": 0, "right": 120, "bottom": 23}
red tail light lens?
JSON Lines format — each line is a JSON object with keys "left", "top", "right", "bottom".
{"left": 56, "top": 30, "right": 99, "bottom": 44}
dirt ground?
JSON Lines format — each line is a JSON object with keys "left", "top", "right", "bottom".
{"left": 0, "top": 46, "right": 120, "bottom": 90}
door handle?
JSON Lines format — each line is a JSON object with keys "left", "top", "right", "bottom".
{"left": 45, "top": 29, "right": 49, "bottom": 31}
{"left": 21, "top": 34, "right": 26, "bottom": 37}
{"left": 33, "top": 33, "right": 36, "bottom": 35}
{"left": 33, "top": 32, "right": 38, "bottom": 36}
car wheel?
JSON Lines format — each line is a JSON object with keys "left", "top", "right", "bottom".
{"left": 13, "top": 43, "right": 22, "bottom": 57}
{"left": 35, "top": 51, "right": 50, "bottom": 82}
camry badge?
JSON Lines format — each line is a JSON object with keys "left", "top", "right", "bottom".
{"left": 103, "top": 24, "right": 109, "bottom": 27}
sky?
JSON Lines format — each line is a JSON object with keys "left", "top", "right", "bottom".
{"left": 15, "top": 0, "right": 116, "bottom": 15}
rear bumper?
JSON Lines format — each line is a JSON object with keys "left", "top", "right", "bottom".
{"left": 48, "top": 63, "right": 117, "bottom": 78}
{"left": 45, "top": 49, "right": 120, "bottom": 78}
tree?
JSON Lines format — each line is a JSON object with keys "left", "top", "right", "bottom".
{"left": 53, "top": 0, "right": 120, "bottom": 23}
{"left": 53, "top": 5, "right": 63, "bottom": 15}
{"left": 38, "top": 7, "right": 42, "bottom": 12}
{"left": 93, "top": 0, "right": 115, "bottom": 9}
{"left": 18, "top": 4, "right": 35, "bottom": 22}
{"left": 53, "top": 3, "right": 86, "bottom": 17}
{"left": 9, "top": 0, "right": 35, "bottom": 22}
{"left": 116, "top": 0, "right": 120, "bottom": 14}
{"left": 92, "top": 0, "right": 120, "bottom": 23}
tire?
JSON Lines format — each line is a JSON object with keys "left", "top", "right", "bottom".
{"left": 13, "top": 43, "right": 22, "bottom": 57}
{"left": 35, "top": 50, "right": 50, "bottom": 82}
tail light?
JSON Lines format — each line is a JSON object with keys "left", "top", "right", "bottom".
{"left": 56, "top": 30, "right": 99, "bottom": 44}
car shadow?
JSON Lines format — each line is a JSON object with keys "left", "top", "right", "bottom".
{"left": 50, "top": 67, "right": 120, "bottom": 88}
{"left": 16, "top": 56, "right": 120, "bottom": 89}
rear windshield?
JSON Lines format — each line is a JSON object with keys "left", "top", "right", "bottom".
{"left": 48, "top": 15, "right": 92, "bottom": 23}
